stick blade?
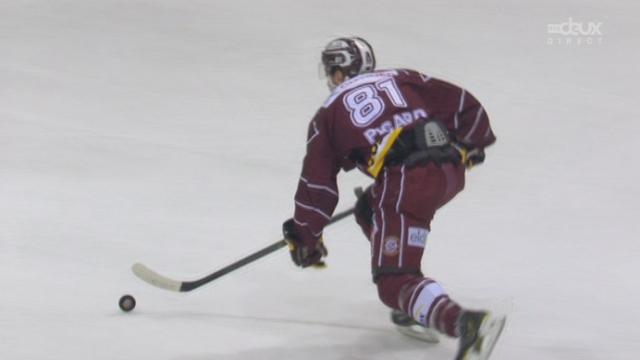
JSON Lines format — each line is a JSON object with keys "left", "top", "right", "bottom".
{"left": 132, "top": 263, "right": 183, "bottom": 292}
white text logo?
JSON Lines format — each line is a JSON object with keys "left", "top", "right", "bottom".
{"left": 547, "top": 18, "right": 603, "bottom": 46}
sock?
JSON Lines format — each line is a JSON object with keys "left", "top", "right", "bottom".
{"left": 400, "top": 277, "right": 462, "bottom": 337}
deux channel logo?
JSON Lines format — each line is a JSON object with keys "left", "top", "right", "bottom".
{"left": 547, "top": 17, "right": 604, "bottom": 46}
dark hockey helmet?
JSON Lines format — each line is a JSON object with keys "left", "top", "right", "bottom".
{"left": 321, "top": 37, "right": 376, "bottom": 87}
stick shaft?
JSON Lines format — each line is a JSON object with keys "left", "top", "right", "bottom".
{"left": 180, "top": 240, "right": 288, "bottom": 291}
{"left": 133, "top": 207, "right": 355, "bottom": 292}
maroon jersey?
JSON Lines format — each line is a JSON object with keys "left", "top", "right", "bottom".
{"left": 292, "top": 69, "right": 496, "bottom": 244}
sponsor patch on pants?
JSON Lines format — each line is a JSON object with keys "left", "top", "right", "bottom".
{"left": 408, "top": 227, "right": 429, "bottom": 248}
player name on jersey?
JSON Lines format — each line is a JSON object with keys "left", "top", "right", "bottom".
{"left": 363, "top": 107, "right": 428, "bottom": 144}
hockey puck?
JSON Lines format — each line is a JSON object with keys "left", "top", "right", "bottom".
{"left": 118, "top": 294, "right": 136, "bottom": 312}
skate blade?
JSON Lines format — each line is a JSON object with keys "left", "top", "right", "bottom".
{"left": 464, "top": 316, "right": 506, "bottom": 360}
{"left": 395, "top": 324, "right": 440, "bottom": 343}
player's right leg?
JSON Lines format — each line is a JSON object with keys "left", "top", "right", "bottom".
{"left": 369, "top": 164, "right": 463, "bottom": 337}
{"left": 368, "top": 164, "right": 505, "bottom": 358}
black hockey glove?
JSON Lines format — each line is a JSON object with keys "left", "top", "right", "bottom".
{"left": 282, "top": 218, "right": 328, "bottom": 268}
{"left": 453, "top": 143, "right": 486, "bottom": 168}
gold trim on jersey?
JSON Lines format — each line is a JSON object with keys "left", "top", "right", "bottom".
{"left": 367, "top": 127, "right": 404, "bottom": 178}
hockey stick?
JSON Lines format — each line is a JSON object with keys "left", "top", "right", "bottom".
{"left": 132, "top": 206, "right": 355, "bottom": 292}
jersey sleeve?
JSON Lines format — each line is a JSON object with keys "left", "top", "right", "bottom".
{"left": 292, "top": 109, "right": 341, "bottom": 245}
{"left": 408, "top": 72, "right": 496, "bottom": 150}
{"left": 453, "top": 89, "right": 496, "bottom": 149}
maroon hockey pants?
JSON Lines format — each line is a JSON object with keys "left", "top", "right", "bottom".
{"left": 357, "top": 162, "right": 466, "bottom": 336}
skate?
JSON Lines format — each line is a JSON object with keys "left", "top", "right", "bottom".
{"left": 455, "top": 311, "right": 506, "bottom": 360}
{"left": 390, "top": 309, "right": 440, "bottom": 343}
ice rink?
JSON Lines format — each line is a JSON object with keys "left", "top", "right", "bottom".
{"left": 1, "top": 1, "right": 639, "bottom": 359}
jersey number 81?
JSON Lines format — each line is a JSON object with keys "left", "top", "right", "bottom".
{"left": 343, "top": 78, "right": 407, "bottom": 128}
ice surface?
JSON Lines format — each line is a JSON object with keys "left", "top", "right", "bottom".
{"left": 1, "top": 1, "right": 639, "bottom": 359}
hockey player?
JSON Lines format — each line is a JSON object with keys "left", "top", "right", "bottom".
{"left": 282, "top": 37, "right": 505, "bottom": 360}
